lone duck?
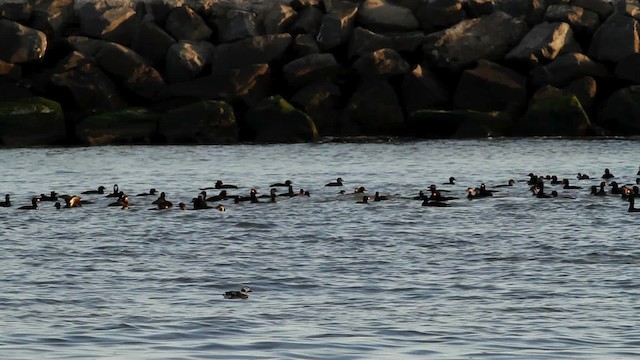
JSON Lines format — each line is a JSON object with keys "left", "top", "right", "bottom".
{"left": 106, "top": 184, "right": 121, "bottom": 198}
{"left": 81, "top": 186, "right": 106, "bottom": 195}
{"left": 325, "top": 177, "right": 343, "bottom": 187}
{"left": 443, "top": 176, "right": 456, "bottom": 185}
{"left": 223, "top": 286, "right": 252, "bottom": 299}
{"left": 0, "top": 194, "right": 10, "bottom": 207}
{"left": 215, "top": 180, "right": 238, "bottom": 189}
{"left": 136, "top": 188, "right": 157, "bottom": 196}
{"left": 18, "top": 197, "right": 40, "bottom": 210}
{"left": 577, "top": 173, "right": 590, "bottom": 180}
{"left": 270, "top": 179, "right": 292, "bottom": 187}
{"left": 601, "top": 168, "right": 615, "bottom": 179}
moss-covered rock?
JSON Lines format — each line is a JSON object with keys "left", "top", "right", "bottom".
{"left": 515, "top": 93, "right": 592, "bottom": 136}
{"left": 76, "top": 108, "right": 160, "bottom": 145}
{"left": 159, "top": 100, "right": 238, "bottom": 144}
{"left": 0, "top": 97, "right": 66, "bottom": 146}
{"left": 408, "top": 109, "right": 512, "bottom": 138}
{"left": 597, "top": 86, "right": 640, "bottom": 135}
{"left": 243, "top": 96, "right": 318, "bottom": 143}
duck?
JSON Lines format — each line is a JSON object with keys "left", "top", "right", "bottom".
{"left": 357, "top": 195, "right": 370, "bottom": 204}
{"left": 629, "top": 197, "right": 640, "bottom": 212}
{"left": 215, "top": 180, "right": 238, "bottom": 189}
{"left": 325, "top": 177, "right": 343, "bottom": 187}
{"left": 577, "top": 173, "right": 590, "bottom": 180}
{"left": 120, "top": 196, "right": 129, "bottom": 210}
{"left": 429, "top": 191, "right": 457, "bottom": 201}
{"left": 108, "top": 193, "right": 128, "bottom": 207}
{"left": 353, "top": 186, "right": 367, "bottom": 194}
{"left": 412, "top": 191, "right": 426, "bottom": 200}
{"left": 106, "top": 184, "right": 121, "bottom": 198}
{"left": 39, "top": 191, "right": 58, "bottom": 202}
{"left": 223, "top": 286, "right": 252, "bottom": 299}
{"left": 527, "top": 173, "right": 539, "bottom": 185}
{"left": 373, "top": 192, "right": 389, "bottom": 201}
{"left": 610, "top": 182, "right": 623, "bottom": 195}
{"left": 136, "top": 188, "right": 157, "bottom": 196}
{"left": 0, "top": 194, "right": 10, "bottom": 207}
{"left": 590, "top": 182, "right": 607, "bottom": 196}
{"left": 192, "top": 194, "right": 212, "bottom": 209}
{"left": 54, "top": 202, "right": 61, "bottom": 209}
{"left": 215, "top": 204, "right": 225, "bottom": 212}
{"left": 601, "top": 168, "right": 615, "bottom": 179}
{"left": 178, "top": 202, "right": 187, "bottom": 210}
{"left": 154, "top": 198, "right": 173, "bottom": 210}
{"left": 422, "top": 198, "right": 450, "bottom": 207}
{"left": 64, "top": 196, "right": 83, "bottom": 208}
{"left": 270, "top": 179, "right": 292, "bottom": 187}
{"left": 206, "top": 190, "right": 230, "bottom": 202}
{"left": 278, "top": 185, "right": 295, "bottom": 198}
{"left": 18, "top": 197, "right": 40, "bottom": 210}
{"left": 494, "top": 179, "right": 516, "bottom": 187}
{"left": 298, "top": 189, "right": 310, "bottom": 196}
{"left": 81, "top": 186, "right": 106, "bottom": 195}
{"left": 59, "top": 194, "right": 93, "bottom": 205}
{"left": 549, "top": 175, "right": 563, "bottom": 185}
{"left": 152, "top": 192, "right": 168, "bottom": 205}
{"left": 562, "top": 179, "right": 582, "bottom": 189}
{"left": 443, "top": 176, "right": 456, "bottom": 185}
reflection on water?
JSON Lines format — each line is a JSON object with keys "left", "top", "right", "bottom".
{"left": 1, "top": 139, "right": 640, "bottom": 359}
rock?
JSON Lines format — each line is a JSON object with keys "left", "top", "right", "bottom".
{"left": 505, "top": 22, "right": 581, "bottom": 66}
{"left": 293, "top": 34, "right": 320, "bottom": 56}
{"left": 210, "top": 34, "right": 292, "bottom": 72}
{"left": 401, "top": 64, "right": 449, "bottom": 114}
{"left": 344, "top": 80, "right": 405, "bottom": 135}
{"left": 464, "top": 0, "right": 496, "bottom": 18}
{"left": 30, "top": 0, "right": 74, "bottom": 39}
{"left": 283, "top": 53, "right": 340, "bottom": 88}
{"left": 145, "top": 0, "right": 185, "bottom": 24}
{"left": 348, "top": 27, "right": 427, "bottom": 59}
{"left": 289, "top": 5, "right": 324, "bottom": 35}
{"left": 530, "top": 52, "right": 608, "bottom": 87}
{"left": 243, "top": 95, "right": 318, "bottom": 143}
{"left": 0, "top": 19, "right": 47, "bottom": 64}
{"left": 423, "top": 11, "right": 528, "bottom": 70}
{"left": 453, "top": 60, "right": 527, "bottom": 112}
{"left": 316, "top": 1, "right": 359, "bottom": 50}
{"left": 165, "top": 41, "right": 215, "bottom": 83}
{"left": 214, "top": 9, "right": 260, "bottom": 43}
{"left": 160, "top": 64, "right": 271, "bottom": 106}
{"left": 515, "top": 91, "right": 592, "bottom": 136}
{"left": 0, "top": 60, "right": 21, "bottom": 81}
{"left": 572, "top": 0, "right": 613, "bottom": 20}
{"left": 159, "top": 100, "right": 238, "bottom": 144}
{"left": 76, "top": 107, "right": 160, "bottom": 145}
{"left": 0, "top": 1, "right": 32, "bottom": 22}
{"left": 0, "top": 97, "right": 66, "bottom": 146}
{"left": 291, "top": 80, "right": 342, "bottom": 135}
{"left": 415, "top": 0, "right": 465, "bottom": 31}
{"left": 67, "top": 37, "right": 166, "bottom": 99}
{"left": 352, "top": 48, "right": 410, "bottom": 78}
{"left": 495, "top": 0, "right": 547, "bottom": 25}
{"left": 588, "top": 14, "right": 640, "bottom": 63}
{"left": 165, "top": 5, "right": 213, "bottom": 41}
{"left": 408, "top": 109, "right": 512, "bottom": 138}
{"left": 131, "top": 21, "right": 177, "bottom": 66}
{"left": 263, "top": 3, "right": 297, "bottom": 34}
{"left": 291, "top": 0, "right": 322, "bottom": 11}
{"left": 597, "top": 86, "right": 640, "bottom": 134}
{"left": 358, "top": 0, "right": 419, "bottom": 32}
{"left": 562, "top": 75, "right": 596, "bottom": 109}
{"left": 387, "top": 0, "right": 422, "bottom": 11}
{"left": 614, "top": 0, "right": 640, "bottom": 18}
{"left": 544, "top": 5, "right": 600, "bottom": 35}
{"left": 50, "top": 51, "right": 127, "bottom": 113}
{"left": 77, "top": 2, "right": 139, "bottom": 45}
{"left": 615, "top": 53, "right": 640, "bottom": 83}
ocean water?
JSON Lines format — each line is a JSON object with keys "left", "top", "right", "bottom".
{"left": 1, "top": 139, "right": 639, "bottom": 359}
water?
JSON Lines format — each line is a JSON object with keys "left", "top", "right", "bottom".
{"left": 1, "top": 139, "right": 639, "bottom": 359}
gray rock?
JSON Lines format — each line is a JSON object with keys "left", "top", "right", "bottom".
{"left": 289, "top": 5, "right": 324, "bottom": 35}
{"left": 210, "top": 34, "right": 292, "bottom": 72}
{"left": 453, "top": 60, "right": 527, "bottom": 112}
{"left": 263, "top": 3, "right": 297, "bottom": 34}
{"left": 77, "top": 2, "right": 139, "bottom": 45}
{"left": 505, "top": 22, "right": 581, "bottom": 65}
{"left": 316, "top": 0, "right": 358, "bottom": 50}
{"left": 0, "top": 1, "right": 32, "bottom": 22}
{"left": 344, "top": 80, "right": 405, "bottom": 135}
{"left": 530, "top": 52, "right": 608, "bottom": 87}
{"left": 352, "top": 48, "right": 410, "bottom": 78}
{"left": 415, "top": 0, "right": 465, "bottom": 31}
{"left": 76, "top": 107, "right": 160, "bottom": 145}
{"left": 30, "top": 0, "right": 74, "bottom": 39}
{"left": 358, "top": 0, "right": 419, "bottom": 32}
{"left": 165, "top": 5, "right": 213, "bottom": 41}
{"left": 243, "top": 95, "right": 318, "bottom": 143}
{"left": 159, "top": 100, "right": 238, "bottom": 144}
{"left": 588, "top": 14, "right": 640, "bottom": 63}
{"left": 348, "top": 27, "right": 427, "bottom": 59}
{"left": 615, "top": 53, "right": 640, "bottom": 83}
{"left": 291, "top": 80, "right": 342, "bottom": 135}
{"left": 214, "top": 9, "right": 260, "bottom": 43}
{"left": 131, "top": 21, "right": 177, "bottom": 65}
{"left": 0, "top": 97, "right": 66, "bottom": 146}
{"left": 544, "top": 5, "right": 600, "bottom": 34}
{"left": 423, "top": 11, "right": 528, "bottom": 70}
{"left": 597, "top": 86, "right": 640, "bottom": 134}
{"left": 165, "top": 41, "right": 215, "bottom": 83}
{"left": 401, "top": 64, "right": 449, "bottom": 114}
{"left": 283, "top": 53, "right": 340, "bottom": 88}
{"left": 0, "top": 19, "right": 47, "bottom": 64}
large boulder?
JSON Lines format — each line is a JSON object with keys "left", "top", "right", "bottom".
{"left": 453, "top": 60, "right": 527, "bottom": 112}
{"left": 530, "top": 52, "right": 608, "bottom": 87}
{"left": 401, "top": 64, "right": 449, "bottom": 114}
{"left": 214, "top": 9, "right": 260, "bottom": 43}
{"left": 515, "top": 89, "right": 592, "bottom": 136}
{"left": 243, "top": 95, "right": 318, "bottom": 143}
{"left": 464, "top": 0, "right": 496, "bottom": 18}
{"left": 165, "top": 5, "right": 213, "bottom": 41}
{"left": 131, "top": 21, "right": 177, "bottom": 66}
{"left": 588, "top": 14, "right": 640, "bottom": 63}
{"left": 408, "top": 109, "right": 512, "bottom": 138}
{"left": 0, "top": 97, "right": 66, "bottom": 146}
{"left": 348, "top": 27, "right": 427, "bottom": 59}
{"left": 0, "top": 19, "right": 47, "bottom": 64}
{"left": 616, "top": 53, "right": 640, "bottom": 83}
{"left": 283, "top": 53, "right": 340, "bottom": 88}
{"left": 291, "top": 80, "right": 342, "bottom": 135}
{"left": 572, "top": 0, "right": 613, "bottom": 20}
{"left": 293, "top": 33, "right": 320, "bottom": 56}
{"left": 415, "top": 0, "right": 465, "bottom": 31}
{"left": 0, "top": 1, "right": 32, "bottom": 22}
{"left": 77, "top": 2, "right": 139, "bottom": 45}
{"left": 210, "top": 34, "right": 292, "bottom": 72}
{"left": 544, "top": 5, "right": 600, "bottom": 35}
{"left": 67, "top": 37, "right": 166, "bottom": 99}
{"left": 352, "top": 48, "right": 410, "bottom": 78}
{"left": 495, "top": 0, "right": 547, "bottom": 25}
{"left": 30, "top": 0, "right": 74, "bottom": 39}
{"left": 289, "top": 6, "right": 324, "bottom": 36}
{"left": 316, "top": 0, "right": 359, "bottom": 50}
{"left": 597, "top": 86, "right": 640, "bottom": 134}
{"left": 505, "top": 22, "right": 581, "bottom": 66}
{"left": 562, "top": 76, "right": 597, "bottom": 110}
{"left": 158, "top": 100, "right": 238, "bottom": 144}
{"left": 263, "top": 3, "right": 297, "bottom": 34}
{"left": 76, "top": 107, "right": 160, "bottom": 145}
{"left": 50, "top": 51, "right": 127, "bottom": 114}
{"left": 165, "top": 41, "right": 215, "bottom": 83}
{"left": 343, "top": 80, "right": 405, "bottom": 135}
{"left": 423, "top": 11, "right": 528, "bottom": 70}
{"left": 357, "top": 0, "right": 419, "bottom": 32}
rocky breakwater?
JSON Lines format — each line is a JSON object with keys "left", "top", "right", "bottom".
{"left": 1, "top": 0, "right": 640, "bottom": 146}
